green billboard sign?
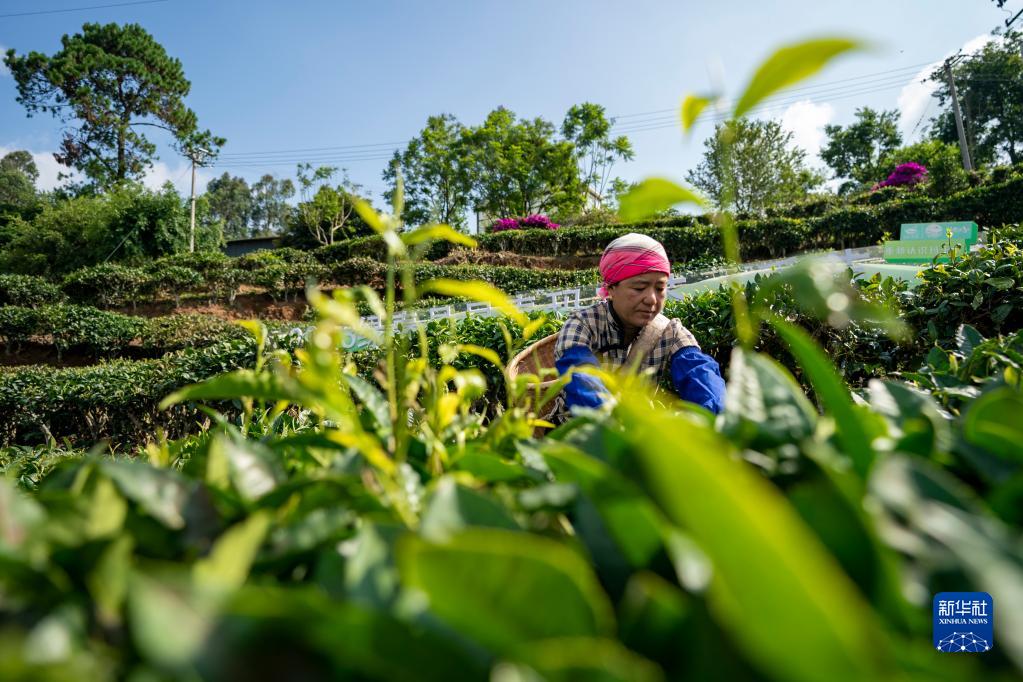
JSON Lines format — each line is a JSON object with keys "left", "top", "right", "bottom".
{"left": 883, "top": 238, "right": 968, "bottom": 264}
{"left": 900, "top": 221, "right": 978, "bottom": 244}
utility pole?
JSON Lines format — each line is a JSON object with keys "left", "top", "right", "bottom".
{"left": 943, "top": 57, "right": 973, "bottom": 172}
{"left": 188, "top": 146, "right": 211, "bottom": 252}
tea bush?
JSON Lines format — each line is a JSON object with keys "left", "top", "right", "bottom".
{"left": 62, "top": 263, "right": 156, "bottom": 308}
{"left": 0, "top": 273, "right": 65, "bottom": 307}
{"left": 0, "top": 306, "right": 248, "bottom": 359}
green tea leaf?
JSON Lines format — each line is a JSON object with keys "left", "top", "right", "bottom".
{"left": 962, "top": 387, "right": 1023, "bottom": 461}
{"left": 193, "top": 511, "right": 271, "bottom": 593}
{"left": 355, "top": 198, "right": 406, "bottom": 256}
{"left": 421, "top": 278, "right": 527, "bottom": 327}
{"left": 680, "top": 93, "right": 714, "bottom": 132}
{"left": 458, "top": 343, "right": 504, "bottom": 372}
{"left": 346, "top": 374, "right": 392, "bottom": 440}
{"left": 420, "top": 478, "right": 520, "bottom": 541}
{"left": 768, "top": 316, "right": 876, "bottom": 477}
{"left": 129, "top": 572, "right": 212, "bottom": 668}
{"left": 398, "top": 528, "right": 615, "bottom": 653}
{"left": 868, "top": 380, "right": 951, "bottom": 457}
{"left": 618, "top": 178, "right": 706, "bottom": 223}
{"left": 721, "top": 347, "right": 817, "bottom": 450}
{"left": 87, "top": 536, "right": 133, "bottom": 628}
{"left": 403, "top": 224, "right": 477, "bottom": 248}
{"left": 101, "top": 460, "right": 193, "bottom": 530}
{"left": 160, "top": 369, "right": 291, "bottom": 409}
{"left": 208, "top": 434, "right": 285, "bottom": 503}
{"left": 617, "top": 392, "right": 891, "bottom": 682}
{"left": 734, "top": 38, "right": 862, "bottom": 118}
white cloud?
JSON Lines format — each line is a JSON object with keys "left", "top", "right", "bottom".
{"left": 779, "top": 100, "right": 835, "bottom": 161}
{"left": 897, "top": 33, "right": 996, "bottom": 141}
{"left": 0, "top": 145, "right": 80, "bottom": 191}
{"left": 0, "top": 144, "right": 215, "bottom": 195}
{"left": 142, "top": 158, "right": 213, "bottom": 196}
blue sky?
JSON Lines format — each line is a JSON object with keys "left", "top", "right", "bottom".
{"left": 0, "top": 0, "right": 1012, "bottom": 209}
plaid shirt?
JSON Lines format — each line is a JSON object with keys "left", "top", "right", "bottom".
{"left": 555, "top": 299, "right": 700, "bottom": 376}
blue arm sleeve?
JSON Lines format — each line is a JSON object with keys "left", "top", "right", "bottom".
{"left": 555, "top": 345, "right": 611, "bottom": 410}
{"left": 670, "top": 346, "right": 726, "bottom": 414}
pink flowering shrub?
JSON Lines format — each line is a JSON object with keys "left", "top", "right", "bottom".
{"left": 490, "top": 214, "right": 560, "bottom": 232}
{"left": 872, "top": 162, "right": 928, "bottom": 191}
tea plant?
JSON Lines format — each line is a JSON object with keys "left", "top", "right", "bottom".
{"left": 1, "top": 38, "right": 1021, "bottom": 682}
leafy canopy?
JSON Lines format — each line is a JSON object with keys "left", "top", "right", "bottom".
{"left": 686, "top": 118, "right": 824, "bottom": 214}
{"left": 928, "top": 28, "right": 1023, "bottom": 165}
{"left": 4, "top": 22, "right": 224, "bottom": 188}
{"left": 820, "top": 107, "right": 902, "bottom": 193}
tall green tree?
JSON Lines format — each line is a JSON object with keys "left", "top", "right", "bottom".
{"left": 462, "top": 107, "right": 585, "bottom": 219}
{"left": 383, "top": 114, "right": 472, "bottom": 230}
{"left": 292, "top": 164, "right": 369, "bottom": 245}
{"left": 0, "top": 151, "right": 39, "bottom": 213}
{"left": 820, "top": 107, "right": 902, "bottom": 193}
{"left": 4, "top": 23, "right": 224, "bottom": 188}
{"left": 561, "top": 102, "right": 634, "bottom": 209}
{"left": 928, "top": 29, "right": 1023, "bottom": 165}
{"left": 686, "top": 119, "right": 823, "bottom": 213}
{"left": 249, "top": 174, "right": 295, "bottom": 235}
{"left": 205, "top": 173, "right": 253, "bottom": 239}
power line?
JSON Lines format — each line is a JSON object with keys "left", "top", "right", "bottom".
{"left": 0, "top": 0, "right": 168, "bottom": 19}
{"left": 214, "top": 61, "right": 943, "bottom": 165}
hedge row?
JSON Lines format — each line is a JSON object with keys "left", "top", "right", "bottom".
{"left": 0, "top": 305, "right": 249, "bottom": 359}
{"left": 329, "top": 257, "right": 599, "bottom": 294}
{"left": 1, "top": 252, "right": 596, "bottom": 311}
{"left": 313, "top": 175, "right": 1023, "bottom": 264}
{"left": 6, "top": 228, "right": 1022, "bottom": 448}
{"left": 0, "top": 331, "right": 304, "bottom": 446}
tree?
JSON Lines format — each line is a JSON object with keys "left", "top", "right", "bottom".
{"left": 293, "top": 164, "right": 369, "bottom": 246}
{"left": 4, "top": 23, "right": 224, "bottom": 188}
{"left": 0, "top": 151, "right": 39, "bottom": 213}
{"left": 0, "top": 151, "right": 39, "bottom": 183}
{"left": 880, "top": 139, "right": 970, "bottom": 196}
{"left": 462, "top": 107, "right": 585, "bottom": 219}
{"left": 249, "top": 174, "right": 295, "bottom": 235}
{"left": 561, "top": 103, "right": 634, "bottom": 209}
{"left": 686, "top": 119, "right": 823, "bottom": 213}
{"left": 928, "top": 29, "right": 1023, "bottom": 165}
{"left": 383, "top": 114, "right": 472, "bottom": 230}
{"left": 205, "top": 173, "right": 252, "bottom": 239}
{"left": 820, "top": 107, "right": 902, "bottom": 193}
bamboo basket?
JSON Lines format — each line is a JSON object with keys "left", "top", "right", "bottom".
{"left": 507, "top": 332, "right": 561, "bottom": 423}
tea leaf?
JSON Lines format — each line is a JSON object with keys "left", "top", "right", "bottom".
{"left": 618, "top": 178, "right": 706, "bottom": 223}
{"left": 403, "top": 224, "right": 477, "bottom": 248}
{"left": 419, "top": 478, "right": 520, "bottom": 541}
{"left": 680, "top": 93, "right": 714, "bottom": 132}
{"left": 721, "top": 347, "right": 817, "bottom": 449}
{"left": 101, "top": 460, "right": 193, "bottom": 530}
{"left": 355, "top": 199, "right": 406, "bottom": 256}
{"left": 421, "top": 279, "right": 528, "bottom": 327}
{"left": 160, "top": 369, "right": 291, "bottom": 409}
{"left": 768, "top": 316, "right": 876, "bottom": 477}
{"left": 458, "top": 343, "right": 504, "bottom": 372}
{"left": 962, "top": 387, "right": 1023, "bottom": 461}
{"left": 193, "top": 511, "right": 271, "bottom": 593}
{"left": 208, "top": 434, "right": 285, "bottom": 503}
{"left": 618, "top": 392, "right": 891, "bottom": 682}
{"left": 734, "top": 38, "right": 862, "bottom": 118}
{"left": 398, "top": 528, "right": 616, "bottom": 653}
{"left": 346, "top": 374, "right": 392, "bottom": 440}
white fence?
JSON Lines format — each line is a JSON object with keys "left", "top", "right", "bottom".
{"left": 360, "top": 275, "right": 690, "bottom": 332}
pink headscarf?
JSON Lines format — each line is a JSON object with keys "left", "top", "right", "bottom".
{"left": 597, "top": 233, "right": 671, "bottom": 298}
